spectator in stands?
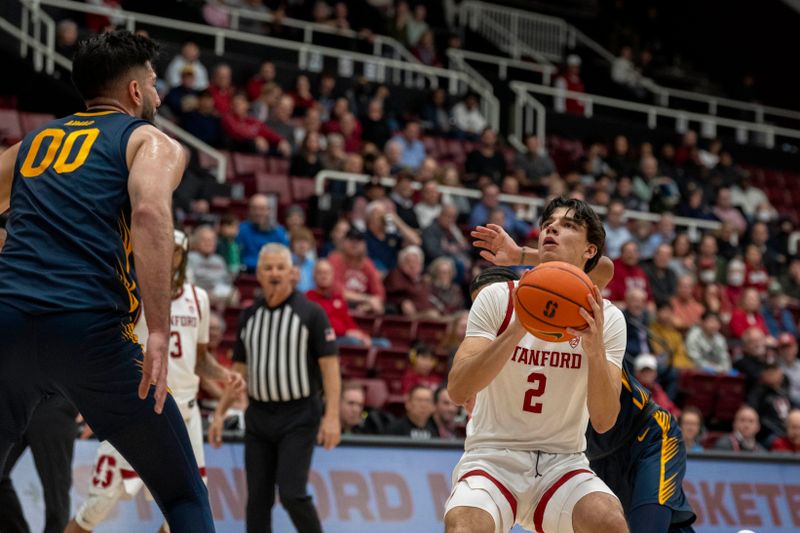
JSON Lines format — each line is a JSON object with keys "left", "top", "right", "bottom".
{"left": 670, "top": 274, "right": 705, "bottom": 332}
{"left": 641, "top": 214, "right": 676, "bottom": 260}
{"left": 439, "top": 166, "right": 471, "bottom": 218}
{"left": 385, "top": 246, "right": 438, "bottom": 318}
{"left": 216, "top": 213, "right": 241, "bottom": 275}
{"left": 237, "top": 194, "right": 290, "bottom": 272}
{"left": 603, "top": 200, "right": 633, "bottom": 260}
{"left": 724, "top": 257, "right": 747, "bottom": 310}
{"left": 649, "top": 301, "right": 693, "bottom": 369}
{"left": 386, "top": 384, "right": 438, "bottom": 439}
{"left": 288, "top": 74, "right": 315, "bottom": 117}
{"left": 387, "top": 0, "right": 410, "bottom": 44}
{"left": 635, "top": 156, "right": 680, "bottom": 214}
{"left": 668, "top": 233, "right": 695, "bottom": 279}
{"left": 685, "top": 312, "right": 731, "bottom": 372}
{"left": 289, "top": 131, "right": 324, "bottom": 178}
{"left": 321, "top": 133, "right": 347, "bottom": 171}
{"left": 771, "top": 409, "right": 800, "bottom": 453}
{"left": 166, "top": 41, "right": 209, "bottom": 90}
{"left": 427, "top": 257, "right": 465, "bottom": 316}
{"left": 389, "top": 121, "right": 426, "bottom": 171}
{"left": 465, "top": 128, "right": 506, "bottom": 185}
{"left": 698, "top": 139, "right": 722, "bottom": 170}
{"left": 678, "top": 188, "right": 715, "bottom": 221}
{"left": 246, "top": 61, "right": 276, "bottom": 102}
{"left": 187, "top": 225, "right": 234, "bottom": 305}
{"left": 611, "top": 175, "right": 644, "bottom": 212}
{"left": 712, "top": 187, "right": 748, "bottom": 236}
{"left": 735, "top": 327, "right": 771, "bottom": 393}
{"left": 365, "top": 200, "right": 421, "bottom": 274}
{"left": 402, "top": 343, "right": 443, "bottom": 394}
{"left": 643, "top": 243, "right": 678, "bottom": 306}
{"left": 749, "top": 222, "right": 781, "bottom": 275}
{"left": 361, "top": 99, "right": 393, "bottom": 150}
{"left": 679, "top": 407, "right": 706, "bottom": 453}
{"left": 607, "top": 241, "right": 652, "bottom": 303}
{"left": 700, "top": 282, "right": 734, "bottom": 326}
{"left": 763, "top": 282, "right": 798, "bottom": 338}
{"left": 731, "top": 174, "right": 774, "bottom": 222}
{"left": 611, "top": 46, "right": 644, "bottom": 98}
{"left": 730, "top": 287, "right": 770, "bottom": 339}
{"left": 55, "top": 19, "right": 79, "bottom": 60}
{"left": 412, "top": 30, "right": 440, "bottom": 66}
{"left": 554, "top": 54, "right": 585, "bottom": 115}
{"left": 607, "top": 134, "right": 638, "bottom": 179}
{"left": 748, "top": 363, "right": 792, "bottom": 446}
{"left": 421, "top": 88, "right": 453, "bottom": 136}
{"left": 291, "top": 228, "right": 317, "bottom": 294}
{"left": 417, "top": 157, "right": 439, "bottom": 183}
{"left": 315, "top": 72, "right": 339, "bottom": 121}
{"left": 634, "top": 354, "right": 680, "bottom": 417}
{"left": 182, "top": 91, "right": 223, "bottom": 147}
{"left": 623, "top": 288, "right": 650, "bottom": 361}
{"left": 414, "top": 181, "right": 442, "bottom": 230}
{"left": 338, "top": 113, "right": 362, "bottom": 154}
{"left": 780, "top": 258, "right": 800, "bottom": 306}
{"left": 209, "top": 63, "right": 236, "bottom": 115}
{"left": 339, "top": 383, "right": 368, "bottom": 435}
{"left": 266, "top": 96, "right": 299, "bottom": 154}
{"left": 306, "top": 259, "right": 379, "bottom": 348}
{"left": 432, "top": 385, "right": 462, "bottom": 440}
{"left": 777, "top": 333, "right": 800, "bottom": 407}
{"left": 328, "top": 228, "right": 385, "bottom": 314}
{"left": 514, "top": 134, "right": 557, "bottom": 192}
{"left": 467, "top": 184, "right": 530, "bottom": 241}
{"left": 743, "top": 244, "right": 769, "bottom": 295}
{"left": 164, "top": 66, "right": 199, "bottom": 118}
{"left": 674, "top": 130, "right": 698, "bottom": 167}
{"left": 452, "top": 93, "right": 487, "bottom": 140}
{"left": 422, "top": 204, "right": 470, "bottom": 274}
{"left": 388, "top": 173, "right": 419, "bottom": 229}
{"left": 696, "top": 234, "right": 726, "bottom": 284}
{"left": 249, "top": 82, "right": 281, "bottom": 123}
{"left": 222, "top": 94, "right": 290, "bottom": 156}
{"left": 715, "top": 405, "right": 766, "bottom": 452}
{"left": 406, "top": 3, "right": 429, "bottom": 46}
{"left": 323, "top": 2, "right": 351, "bottom": 30}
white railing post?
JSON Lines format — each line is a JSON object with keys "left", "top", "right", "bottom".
{"left": 126, "top": 16, "right": 135, "bottom": 32}
{"left": 20, "top": 4, "right": 29, "bottom": 57}
{"left": 709, "top": 100, "right": 717, "bottom": 116}
{"left": 647, "top": 109, "right": 657, "bottom": 129}
{"left": 230, "top": 10, "right": 239, "bottom": 31}
{"left": 214, "top": 32, "right": 224, "bottom": 56}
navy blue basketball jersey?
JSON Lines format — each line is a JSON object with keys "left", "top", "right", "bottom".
{"left": 0, "top": 110, "right": 149, "bottom": 318}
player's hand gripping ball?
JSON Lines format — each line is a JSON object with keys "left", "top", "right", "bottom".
{"left": 513, "top": 261, "right": 594, "bottom": 342}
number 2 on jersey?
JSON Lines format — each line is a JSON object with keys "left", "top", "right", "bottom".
{"left": 522, "top": 372, "right": 547, "bottom": 413}
{"left": 170, "top": 331, "right": 183, "bottom": 358}
{"left": 19, "top": 128, "right": 100, "bottom": 178}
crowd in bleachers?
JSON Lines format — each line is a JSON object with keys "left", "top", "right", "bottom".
{"left": 2, "top": 0, "right": 800, "bottom": 455}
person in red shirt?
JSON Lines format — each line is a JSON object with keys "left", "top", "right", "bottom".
{"left": 771, "top": 409, "right": 800, "bottom": 453}
{"left": 246, "top": 61, "right": 276, "bottom": 101}
{"left": 327, "top": 229, "right": 385, "bottom": 314}
{"left": 209, "top": 63, "right": 236, "bottom": 115}
{"left": 670, "top": 274, "right": 705, "bottom": 332}
{"left": 553, "top": 54, "right": 585, "bottom": 115}
{"left": 634, "top": 354, "right": 680, "bottom": 418}
{"left": 743, "top": 243, "right": 769, "bottom": 295}
{"left": 288, "top": 74, "right": 316, "bottom": 117}
{"left": 729, "top": 287, "right": 770, "bottom": 338}
{"left": 338, "top": 112, "right": 363, "bottom": 154}
{"left": 221, "top": 94, "right": 290, "bottom": 156}
{"left": 606, "top": 240, "right": 652, "bottom": 303}
{"left": 401, "top": 342, "right": 443, "bottom": 395}
{"left": 384, "top": 245, "right": 439, "bottom": 319}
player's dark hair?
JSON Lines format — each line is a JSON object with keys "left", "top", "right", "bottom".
{"left": 72, "top": 30, "right": 159, "bottom": 101}
{"left": 539, "top": 196, "right": 605, "bottom": 273}
{"left": 469, "top": 266, "right": 520, "bottom": 300}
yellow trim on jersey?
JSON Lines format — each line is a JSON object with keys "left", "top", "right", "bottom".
{"left": 653, "top": 410, "right": 680, "bottom": 505}
{"left": 621, "top": 370, "right": 632, "bottom": 392}
{"left": 115, "top": 214, "right": 140, "bottom": 315}
{"left": 74, "top": 110, "right": 118, "bottom": 117}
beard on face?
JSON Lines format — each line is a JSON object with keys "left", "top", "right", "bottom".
{"left": 141, "top": 94, "right": 157, "bottom": 122}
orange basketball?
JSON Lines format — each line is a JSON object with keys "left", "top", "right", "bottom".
{"left": 513, "top": 261, "right": 595, "bottom": 343}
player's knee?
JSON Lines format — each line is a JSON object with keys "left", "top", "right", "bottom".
{"left": 444, "top": 508, "right": 495, "bottom": 533}
{"left": 573, "top": 492, "right": 628, "bottom": 533}
{"left": 444, "top": 511, "right": 472, "bottom": 533}
{"left": 599, "top": 508, "right": 629, "bottom": 533}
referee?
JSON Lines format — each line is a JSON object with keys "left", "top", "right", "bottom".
{"left": 209, "top": 243, "right": 341, "bottom": 533}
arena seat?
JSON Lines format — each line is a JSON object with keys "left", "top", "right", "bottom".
{"left": 345, "top": 377, "right": 389, "bottom": 409}
{"left": 351, "top": 313, "right": 379, "bottom": 336}
{"left": 0, "top": 109, "right": 23, "bottom": 143}
{"left": 255, "top": 172, "right": 292, "bottom": 206}
{"left": 679, "top": 370, "right": 717, "bottom": 419}
{"left": 379, "top": 316, "right": 416, "bottom": 348}
{"left": 372, "top": 347, "right": 410, "bottom": 396}
{"left": 416, "top": 319, "right": 450, "bottom": 346}
{"left": 222, "top": 305, "right": 244, "bottom": 341}
{"left": 18, "top": 112, "right": 55, "bottom": 134}
{"left": 234, "top": 274, "right": 260, "bottom": 304}
{"left": 713, "top": 374, "right": 746, "bottom": 424}
{"left": 266, "top": 156, "right": 290, "bottom": 175}
{"left": 338, "top": 345, "right": 371, "bottom": 378}
{"left": 233, "top": 152, "right": 268, "bottom": 176}
{"left": 290, "top": 177, "right": 316, "bottom": 204}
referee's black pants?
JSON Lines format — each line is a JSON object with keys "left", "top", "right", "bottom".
{"left": 0, "top": 394, "right": 77, "bottom": 533}
{"left": 245, "top": 396, "right": 323, "bottom": 533}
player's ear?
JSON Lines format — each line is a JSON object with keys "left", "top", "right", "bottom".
{"left": 583, "top": 243, "right": 598, "bottom": 261}
{"left": 128, "top": 78, "right": 142, "bottom": 106}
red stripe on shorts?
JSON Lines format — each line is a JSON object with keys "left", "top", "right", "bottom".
{"left": 496, "top": 280, "right": 515, "bottom": 336}
{"left": 459, "top": 469, "right": 517, "bottom": 520}
{"left": 533, "top": 468, "right": 593, "bottom": 533}
{"left": 120, "top": 469, "right": 139, "bottom": 479}
{"left": 199, "top": 466, "right": 207, "bottom": 477}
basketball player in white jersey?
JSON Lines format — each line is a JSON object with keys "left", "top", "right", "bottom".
{"left": 66, "top": 230, "right": 245, "bottom": 533}
{"left": 445, "top": 197, "right": 629, "bottom": 533}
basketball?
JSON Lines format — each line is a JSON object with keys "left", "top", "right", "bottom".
{"left": 513, "top": 261, "right": 595, "bottom": 342}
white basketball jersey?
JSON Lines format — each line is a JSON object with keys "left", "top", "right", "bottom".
{"left": 135, "top": 283, "right": 210, "bottom": 404}
{"left": 464, "top": 281, "right": 626, "bottom": 453}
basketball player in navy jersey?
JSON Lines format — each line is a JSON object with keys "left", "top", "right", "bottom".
{"left": 0, "top": 31, "right": 214, "bottom": 531}
{"left": 472, "top": 222, "right": 695, "bottom": 532}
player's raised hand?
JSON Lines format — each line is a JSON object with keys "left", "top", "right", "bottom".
{"left": 138, "top": 331, "right": 170, "bottom": 414}
{"left": 566, "top": 285, "right": 605, "bottom": 356}
{"left": 471, "top": 224, "right": 522, "bottom": 266}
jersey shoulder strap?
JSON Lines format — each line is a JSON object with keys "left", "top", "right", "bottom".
{"left": 495, "top": 280, "right": 515, "bottom": 336}
{"left": 190, "top": 284, "right": 202, "bottom": 321}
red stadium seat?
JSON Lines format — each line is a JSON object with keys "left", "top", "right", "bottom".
{"left": 351, "top": 313, "right": 378, "bottom": 336}
{"left": 713, "top": 374, "right": 746, "bottom": 424}
{"left": 372, "top": 347, "right": 409, "bottom": 396}
{"left": 701, "top": 431, "right": 725, "bottom": 449}
{"left": 223, "top": 305, "right": 244, "bottom": 339}
{"left": 290, "top": 177, "right": 316, "bottom": 204}
{"left": 266, "top": 157, "right": 290, "bottom": 175}
{"left": 338, "top": 346, "right": 371, "bottom": 378}
{"left": 679, "top": 371, "right": 717, "bottom": 419}
{"left": 0, "top": 109, "right": 22, "bottom": 143}
{"left": 255, "top": 172, "right": 292, "bottom": 206}
{"left": 18, "top": 112, "right": 55, "bottom": 134}
{"left": 379, "top": 316, "right": 415, "bottom": 348}
{"left": 416, "top": 319, "right": 450, "bottom": 347}
{"left": 345, "top": 377, "right": 389, "bottom": 409}
{"left": 199, "top": 150, "right": 236, "bottom": 181}
{"left": 232, "top": 152, "right": 268, "bottom": 177}
{"left": 235, "top": 274, "right": 260, "bottom": 304}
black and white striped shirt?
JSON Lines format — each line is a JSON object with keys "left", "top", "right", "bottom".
{"left": 233, "top": 292, "right": 337, "bottom": 402}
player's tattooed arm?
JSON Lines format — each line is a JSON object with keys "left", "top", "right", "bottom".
{"left": 471, "top": 224, "right": 614, "bottom": 290}
{"left": 0, "top": 142, "right": 21, "bottom": 213}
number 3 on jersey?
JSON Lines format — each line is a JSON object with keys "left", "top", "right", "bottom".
{"left": 522, "top": 372, "right": 547, "bottom": 413}
{"left": 19, "top": 128, "right": 100, "bottom": 178}
{"left": 170, "top": 331, "right": 183, "bottom": 358}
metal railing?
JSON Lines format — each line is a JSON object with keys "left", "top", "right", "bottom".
{"left": 446, "top": 48, "right": 556, "bottom": 85}
{"left": 3, "top": 8, "right": 229, "bottom": 183}
{"left": 223, "top": 5, "right": 419, "bottom": 65}
{"left": 20, "top": 0, "right": 499, "bottom": 131}
{"left": 510, "top": 81, "right": 800, "bottom": 150}
{"left": 454, "top": 0, "right": 800, "bottom": 130}
{"left": 314, "top": 171, "right": 722, "bottom": 235}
